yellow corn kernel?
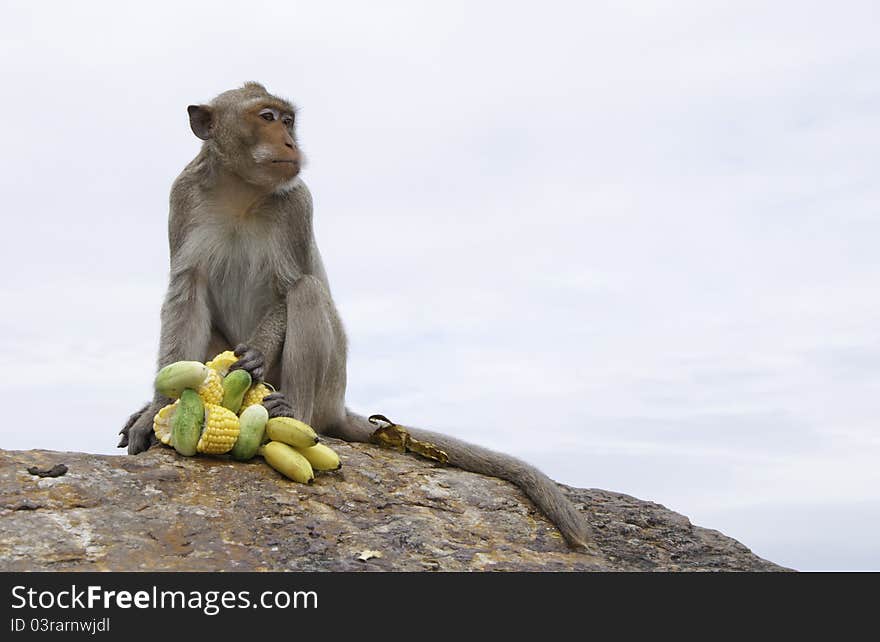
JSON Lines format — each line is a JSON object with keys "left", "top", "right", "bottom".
{"left": 196, "top": 403, "right": 241, "bottom": 454}
{"left": 239, "top": 383, "right": 272, "bottom": 413}
{"left": 197, "top": 367, "right": 223, "bottom": 405}
{"left": 205, "top": 350, "right": 238, "bottom": 376}
{"left": 152, "top": 401, "right": 179, "bottom": 445}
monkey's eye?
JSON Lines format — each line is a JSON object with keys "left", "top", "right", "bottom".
{"left": 281, "top": 114, "right": 294, "bottom": 127}
{"left": 259, "top": 108, "right": 277, "bottom": 122}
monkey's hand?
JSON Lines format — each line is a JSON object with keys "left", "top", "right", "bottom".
{"left": 230, "top": 343, "right": 266, "bottom": 382}
{"left": 119, "top": 401, "right": 159, "bottom": 454}
{"left": 263, "top": 392, "right": 296, "bottom": 419}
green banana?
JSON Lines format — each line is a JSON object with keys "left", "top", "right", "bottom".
{"left": 155, "top": 361, "right": 208, "bottom": 399}
{"left": 230, "top": 404, "right": 269, "bottom": 461}
{"left": 221, "top": 369, "right": 252, "bottom": 413}
{"left": 171, "top": 389, "right": 205, "bottom": 457}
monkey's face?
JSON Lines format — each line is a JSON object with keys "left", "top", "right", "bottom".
{"left": 237, "top": 104, "right": 303, "bottom": 187}
{"left": 188, "top": 94, "right": 303, "bottom": 190}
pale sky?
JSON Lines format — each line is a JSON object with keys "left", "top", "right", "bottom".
{"left": 1, "top": 1, "right": 878, "bottom": 571}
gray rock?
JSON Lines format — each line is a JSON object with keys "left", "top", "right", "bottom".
{"left": 0, "top": 443, "right": 789, "bottom": 571}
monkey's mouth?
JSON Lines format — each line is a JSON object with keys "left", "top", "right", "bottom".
{"left": 271, "top": 160, "right": 298, "bottom": 164}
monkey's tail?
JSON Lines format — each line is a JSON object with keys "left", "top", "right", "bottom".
{"left": 335, "top": 410, "right": 597, "bottom": 551}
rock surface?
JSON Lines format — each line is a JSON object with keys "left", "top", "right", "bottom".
{"left": 0, "top": 443, "right": 788, "bottom": 571}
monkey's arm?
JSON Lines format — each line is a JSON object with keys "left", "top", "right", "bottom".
{"left": 231, "top": 293, "right": 313, "bottom": 420}
{"left": 228, "top": 300, "right": 286, "bottom": 384}
{"left": 156, "top": 267, "right": 212, "bottom": 371}
{"left": 119, "top": 267, "right": 212, "bottom": 454}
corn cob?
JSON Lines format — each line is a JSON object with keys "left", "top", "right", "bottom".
{"left": 152, "top": 401, "right": 179, "bottom": 445}
{"left": 239, "top": 382, "right": 273, "bottom": 413}
{"left": 196, "top": 403, "right": 241, "bottom": 454}
{"left": 205, "top": 350, "right": 238, "bottom": 376}
{"left": 197, "top": 367, "right": 224, "bottom": 405}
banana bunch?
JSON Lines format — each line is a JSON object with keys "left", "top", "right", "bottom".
{"left": 152, "top": 351, "right": 342, "bottom": 484}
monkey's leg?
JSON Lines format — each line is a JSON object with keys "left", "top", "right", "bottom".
{"left": 333, "top": 411, "right": 598, "bottom": 552}
{"left": 278, "top": 275, "right": 348, "bottom": 429}
{"left": 122, "top": 269, "right": 212, "bottom": 454}
{"left": 204, "top": 326, "right": 232, "bottom": 362}
{"left": 119, "top": 326, "right": 231, "bottom": 450}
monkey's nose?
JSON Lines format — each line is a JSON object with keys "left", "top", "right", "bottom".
{"left": 285, "top": 142, "right": 294, "bottom": 149}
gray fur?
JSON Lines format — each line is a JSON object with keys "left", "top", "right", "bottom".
{"left": 119, "top": 82, "right": 595, "bottom": 550}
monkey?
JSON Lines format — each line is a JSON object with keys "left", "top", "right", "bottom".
{"left": 118, "top": 82, "right": 595, "bottom": 551}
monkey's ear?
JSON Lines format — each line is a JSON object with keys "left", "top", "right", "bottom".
{"left": 187, "top": 104, "right": 213, "bottom": 140}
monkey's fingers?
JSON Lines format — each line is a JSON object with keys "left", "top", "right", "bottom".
{"left": 231, "top": 344, "right": 266, "bottom": 382}
{"left": 118, "top": 401, "right": 150, "bottom": 448}
{"left": 231, "top": 359, "right": 265, "bottom": 382}
{"left": 234, "top": 355, "right": 264, "bottom": 371}
{"left": 263, "top": 392, "right": 296, "bottom": 419}
{"left": 233, "top": 343, "right": 262, "bottom": 358}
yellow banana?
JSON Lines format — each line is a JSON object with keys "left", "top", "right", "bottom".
{"left": 296, "top": 443, "right": 341, "bottom": 471}
{"left": 265, "top": 417, "right": 319, "bottom": 449}
{"left": 261, "top": 441, "right": 314, "bottom": 483}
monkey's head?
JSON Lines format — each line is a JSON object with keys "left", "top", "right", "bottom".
{"left": 188, "top": 82, "right": 303, "bottom": 189}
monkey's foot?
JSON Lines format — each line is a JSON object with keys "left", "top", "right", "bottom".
{"left": 122, "top": 404, "right": 159, "bottom": 455}
{"left": 230, "top": 344, "right": 265, "bottom": 382}
{"left": 262, "top": 392, "right": 296, "bottom": 419}
{"left": 118, "top": 401, "right": 151, "bottom": 449}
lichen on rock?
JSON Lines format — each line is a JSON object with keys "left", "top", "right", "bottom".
{"left": 0, "top": 444, "right": 788, "bottom": 571}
